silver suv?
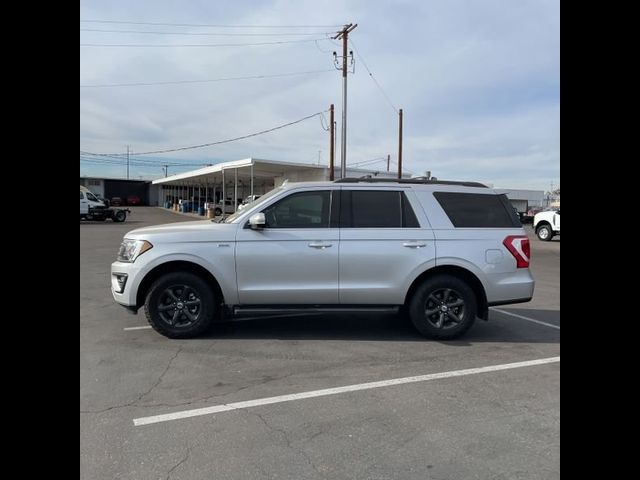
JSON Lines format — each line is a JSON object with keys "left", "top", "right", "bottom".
{"left": 111, "top": 178, "right": 534, "bottom": 339}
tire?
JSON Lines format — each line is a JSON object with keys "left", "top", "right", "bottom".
{"left": 536, "top": 224, "right": 553, "bottom": 241}
{"left": 144, "top": 272, "right": 216, "bottom": 339}
{"left": 214, "top": 208, "right": 222, "bottom": 216}
{"left": 113, "top": 210, "right": 126, "bottom": 222}
{"left": 408, "top": 275, "right": 477, "bottom": 340}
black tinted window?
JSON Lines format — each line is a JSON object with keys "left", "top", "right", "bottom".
{"left": 341, "top": 191, "right": 420, "bottom": 228}
{"left": 433, "top": 192, "right": 520, "bottom": 228}
{"left": 352, "top": 191, "right": 401, "bottom": 227}
{"left": 262, "top": 190, "right": 330, "bottom": 228}
{"left": 401, "top": 193, "right": 420, "bottom": 227}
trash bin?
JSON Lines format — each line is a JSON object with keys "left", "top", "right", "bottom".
{"left": 198, "top": 207, "right": 205, "bottom": 216}
{"left": 207, "top": 208, "right": 214, "bottom": 219}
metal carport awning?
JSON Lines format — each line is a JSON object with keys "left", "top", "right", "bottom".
{"left": 151, "top": 157, "right": 327, "bottom": 216}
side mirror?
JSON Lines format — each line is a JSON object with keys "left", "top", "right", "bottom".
{"left": 249, "top": 212, "right": 266, "bottom": 229}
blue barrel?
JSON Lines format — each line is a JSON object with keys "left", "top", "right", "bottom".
{"left": 181, "top": 203, "right": 188, "bottom": 213}
{"left": 165, "top": 201, "right": 171, "bottom": 209}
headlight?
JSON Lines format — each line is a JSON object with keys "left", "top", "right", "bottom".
{"left": 117, "top": 239, "right": 153, "bottom": 263}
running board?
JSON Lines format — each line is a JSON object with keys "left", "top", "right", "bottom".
{"left": 232, "top": 305, "right": 400, "bottom": 316}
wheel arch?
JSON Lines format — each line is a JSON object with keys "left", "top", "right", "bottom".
{"left": 404, "top": 265, "right": 489, "bottom": 320}
{"left": 535, "top": 220, "right": 551, "bottom": 232}
{"left": 136, "top": 261, "right": 225, "bottom": 311}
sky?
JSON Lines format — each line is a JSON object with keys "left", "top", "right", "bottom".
{"left": 80, "top": 0, "right": 559, "bottom": 191}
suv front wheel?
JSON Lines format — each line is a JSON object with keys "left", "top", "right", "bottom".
{"left": 144, "top": 272, "right": 216, "bottom": 338}
{"left": 408, "top": 275, "right": 477, "bottom": 340}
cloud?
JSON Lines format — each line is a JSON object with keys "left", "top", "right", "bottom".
{"left": 80, "top": 0, "right": 559, "bottom": 190}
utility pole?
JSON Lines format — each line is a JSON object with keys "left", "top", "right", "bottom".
{"left": 387, "top": 154, "right": 390, "bottom": 172}
{"left": 126, "top": 145, "right": 130, "bottom": 180}
{"left": 329, "top": 104, "right": 335, "bottom": 181}
{"left": 333, "top": 23, "right": 357, "bottom": 179}
{"left": 397, "top": 108, "right": 403, "bottom": 179}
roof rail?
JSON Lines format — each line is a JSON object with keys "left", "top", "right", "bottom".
{"left": 334, "top": 177, "right": 488, "bottom": 188}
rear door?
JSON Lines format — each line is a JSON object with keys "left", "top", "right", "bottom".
{"left": 338, "top": 188, "right": 435, "bottom": 305}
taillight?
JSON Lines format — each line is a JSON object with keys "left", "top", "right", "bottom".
{"left": 503, "top": 235, "right": 530, "bottom": 268}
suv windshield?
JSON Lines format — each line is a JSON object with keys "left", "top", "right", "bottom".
{"left": 222, "top": 186, "right": 283, "bottom": 223}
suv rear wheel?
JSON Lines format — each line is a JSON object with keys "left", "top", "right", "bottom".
{"left": 408, "top": 275, "right": 477, "bottom": 340}
{"left": 144, "top": 272, "right": 216, "bottom": 338}
{"left": 536, "top": 224, "right": 553, "bottom": 241}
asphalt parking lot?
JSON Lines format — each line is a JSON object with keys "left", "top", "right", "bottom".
{"left": 80, "top": 207, "right": 559, "bottom": 480}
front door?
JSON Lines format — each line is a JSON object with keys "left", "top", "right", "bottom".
{"left": 80, "top": 191, "right": 89, "bottom": 214}
{"left": 235, "top": 189, "right": 339, "bottom": 304}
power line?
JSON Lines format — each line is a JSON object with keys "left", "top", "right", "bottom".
{"left": 80, "top": 28, "right": 332, "bottom": 36}
{"left": 83, "top": 110, "right": 327, "bottom": 156}
{"left": 80, "top": 156, "right": 207, "bottom": 168}
{"left": 349, "top": 39, "right": 398, "bottom": 114}
{"left": 319, "top": 112, "right": 331, "bottom": 131}
{"left": 80, "top": 20, "right": 344, "bottom": 28}
{"left": 348, "top": 157, "right": 387, "bottom": 167}
{"left": 80, "top": 38, "right": 327, "bottom": 47}
{"left": 80, "top": 151, "right": 207, "bottom": 166}
{"left": 80, "top": 69, "right": 334, "bottom": 88}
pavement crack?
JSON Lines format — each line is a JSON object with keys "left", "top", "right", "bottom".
{"left": 137, "top": 347, "right": 183, "bottom": 403}
{"left": 136, "top": 371, "right": 297, "bottom": 409}
{"left": 165, "top": 443, "right": 191, "bottom": 480}
{"left": 247, "top": 409, "right": 325, "bottom": 478}
{"left": 80, "top": 347, "right": 182, "bottom": 414}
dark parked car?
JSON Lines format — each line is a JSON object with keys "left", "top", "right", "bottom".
{"left": 111, "top": 197, "right": 123, "bottom": 206}
{"left": 126, "top": 195, "right": 142, "bottom": 206}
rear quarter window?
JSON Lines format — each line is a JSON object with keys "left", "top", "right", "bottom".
{"left": 433, "top": 192, "right": 521, "bottom": 228}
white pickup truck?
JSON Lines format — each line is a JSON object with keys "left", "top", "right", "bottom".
{"left": 533, "top": 209, "right": 560, "bottom": 241}
{"left": 80, "top": 186, "right": 130, "bottom": 222}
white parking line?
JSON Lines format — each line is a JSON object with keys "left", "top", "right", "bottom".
{"left": 123, "top": 326, "right": 152, "bottom": 331}
{"left": 491, "top": 308, "right": 560, "bottom": 330}
{"left": 133, "top": 356, "right": 560, "bottom": 426}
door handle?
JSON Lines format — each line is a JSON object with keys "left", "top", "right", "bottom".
{"left": 308, "top": 242, "right": 332, "bottom": 249}
{"left": 403, "top": 241, "right": 427, "bottom": 248}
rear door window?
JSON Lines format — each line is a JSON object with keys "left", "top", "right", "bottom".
{"left": 433, "top": 192, "right": 521, "bottom": 227}
{"left": 340, "top": 190, "right": 420, "bottom": 228}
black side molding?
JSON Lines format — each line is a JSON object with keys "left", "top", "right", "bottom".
{"left": 487, "top": 298, "right": 533, "bottom": 307}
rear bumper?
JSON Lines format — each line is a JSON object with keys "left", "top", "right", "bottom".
{"left": 484, "top": 269, "right": 535, "bottom": 306}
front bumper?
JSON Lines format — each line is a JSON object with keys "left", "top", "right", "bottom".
{"left": 111, "top": 261, "right": 143, "bottom": 308}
